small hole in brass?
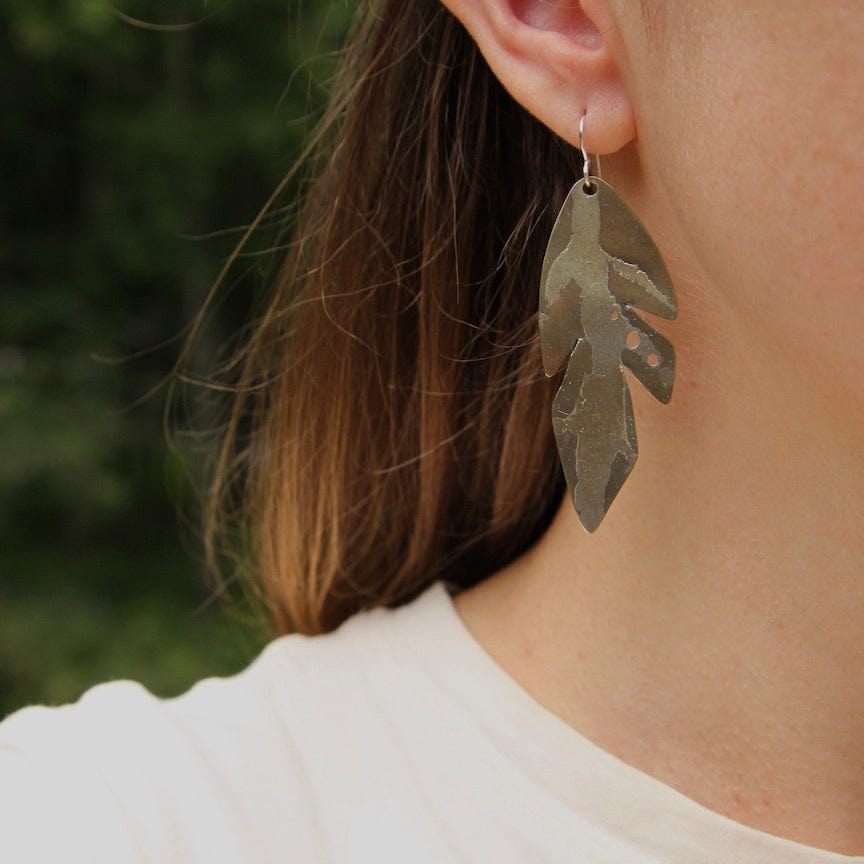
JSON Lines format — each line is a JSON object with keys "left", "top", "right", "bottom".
{"left": 626, "top": 330, "right": 641, "bottom": 349}
{"left": 583, "top": 182, "right": 598, "bottom": 196}
{"left": 646, "top": 352, "right": 660, "bottom": 367}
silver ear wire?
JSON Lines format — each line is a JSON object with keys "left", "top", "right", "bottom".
{"left": 579, "top": 113, "right": 602, "bottom": 188}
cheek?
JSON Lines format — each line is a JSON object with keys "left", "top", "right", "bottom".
{"left": 641, "top": 3, "right": 864, "bottom": 399}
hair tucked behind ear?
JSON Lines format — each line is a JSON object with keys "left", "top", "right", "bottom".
{"left": 207, "top": 0, "right": 580, "bottom": 634}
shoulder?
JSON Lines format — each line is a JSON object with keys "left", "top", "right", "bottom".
{"left": 0, "top": 582, "right": 453, "bottom": 863}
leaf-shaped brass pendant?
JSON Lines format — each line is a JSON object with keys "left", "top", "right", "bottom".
{"left": 539, "top": 177, "right": 677, "bottom": 532}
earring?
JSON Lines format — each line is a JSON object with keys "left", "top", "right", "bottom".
{"left": 538, "top": 113, "right": 678, "bottom": 532}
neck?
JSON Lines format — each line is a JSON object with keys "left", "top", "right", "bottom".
{"left": 455, "top": 295, "right": 864, "bottom": 852}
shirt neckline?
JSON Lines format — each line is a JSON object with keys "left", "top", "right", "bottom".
{"left": 382, "top": 580, "right": 864, "bottom": 864}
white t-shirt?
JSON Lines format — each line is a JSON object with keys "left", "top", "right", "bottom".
{"left": 0, "top": 580, "right": 860, "bottom": 863}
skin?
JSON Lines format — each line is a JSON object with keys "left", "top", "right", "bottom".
{"left": 438, "top": 0, "right": 864, "bottom": 853}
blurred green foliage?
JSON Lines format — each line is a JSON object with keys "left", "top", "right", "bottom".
{"left": 0, "top": 0, "right": 355, "bottom": 717}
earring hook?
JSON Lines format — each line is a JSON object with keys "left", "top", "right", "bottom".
{"left": 579, "top": 113, "right": 602, "bottom": 190}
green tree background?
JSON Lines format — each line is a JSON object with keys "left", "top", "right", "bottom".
{"left": 0, "top": 0, "right": 353, "bottom": 717}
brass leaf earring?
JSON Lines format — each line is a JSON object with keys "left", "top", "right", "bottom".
{"left": 539, "top": 113, "right": 678, "bottom": 532}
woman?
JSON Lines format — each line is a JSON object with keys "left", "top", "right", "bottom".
{"left": 2, "top": 0, "right": 862, "bottom": 859}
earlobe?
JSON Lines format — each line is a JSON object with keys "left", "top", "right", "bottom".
{"left": 437, "top": 0, "right": 635, "bottom": 155}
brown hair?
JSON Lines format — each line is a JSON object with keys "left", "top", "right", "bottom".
{"left": 206, "top": 0, "right": 580, "bottom": 634}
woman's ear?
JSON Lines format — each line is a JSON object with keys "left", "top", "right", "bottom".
{"left": 437, "top": 0, "right": 635, "bottom": 154}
